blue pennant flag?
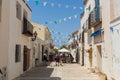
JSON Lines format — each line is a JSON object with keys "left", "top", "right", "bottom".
{"left": 52, "top": 31, "right": 54, "bottom": 33}
{"left": 54, "top": 21, "right": 57, "bottom": 24}
{"left": 45, "top": 22, "right": 48, "bottom": 24}
{"left": 80, "top": 13, "right": 83, "bottom": 17}
{"left": 110, "top": 27, "right": 114, "bottom": 32}
{"left": 58, "top": 32, "right": 61, "bottom": 35}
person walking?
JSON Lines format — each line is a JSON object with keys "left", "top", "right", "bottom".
{"left": 49, "top": 53, "right": 53, "bottom": 66}
{"left": 54, "top": 53, "right": 57, "bottom": 66}
{"left": 43, "top": 53, "right": 48, "bottom": 66}
{"left": 60, "top": 53, "right": 63, "bottom": 66}
{"left": 55, "top": 53, "right": 60, "bottom": 66}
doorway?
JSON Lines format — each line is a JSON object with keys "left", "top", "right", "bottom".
{"left": 89, "top": 48, "right": 93, "bottom": 67}
{"left": 23, "top": 46, "right": 30, "bottom": 72}
{"left": 97, "top": 45, "right": 102, "bottom": 72}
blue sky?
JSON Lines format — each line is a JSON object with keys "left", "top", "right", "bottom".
{"left": 26, "top": 0, "right": 84, "bottom": 48}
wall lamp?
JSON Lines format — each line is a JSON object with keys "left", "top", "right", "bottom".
{"left": 32, "top": 31, "right": 38, "bottom": 41}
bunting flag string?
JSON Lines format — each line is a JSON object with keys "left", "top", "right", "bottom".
{"left": 25, "top": 0, "right": 83, "bottom": 10}
{"left": 110, "top": 27, "right": 120, "bottom": 33}
{"left": 50, "top": 30, "right": 70, "bottom": 45}
{"left": 44, "top": 14, "right": 80, "bottom": 25}
{"left": 41, "top": 1, "right": 83, "bottom": 10}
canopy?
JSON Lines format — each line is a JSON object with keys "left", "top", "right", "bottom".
{"left": 90, "top": 29, "right": 102, "bottom": 37}
{"left": 58, "top": 48, "right": 70, "bottom": 53}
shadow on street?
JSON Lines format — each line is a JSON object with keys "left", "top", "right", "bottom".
{"left": 14, "top": 66, "right": 61, "bottom": 80}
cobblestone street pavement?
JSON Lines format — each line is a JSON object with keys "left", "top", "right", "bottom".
{"left": 14, "top": 62, "right": 99, "bottom": 80}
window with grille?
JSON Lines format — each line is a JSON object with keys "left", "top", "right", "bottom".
{"left": 15, "top": 44, "right": 21, "bottom": 62}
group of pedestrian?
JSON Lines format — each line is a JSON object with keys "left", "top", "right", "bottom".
{"left": 43, "top": 52, "right": 73, "bottom": 67}
{"left": 43, "top": 52, "right": 54, "bottom": 66}
{"left": 55, "top": 53, "right": 63, "bottom": 66}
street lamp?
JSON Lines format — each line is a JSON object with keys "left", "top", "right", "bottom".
{"left": 32, "top": 31, "right": 38, "bottom": 41}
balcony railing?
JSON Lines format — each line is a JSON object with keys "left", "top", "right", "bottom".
{"left": 23, "top": 17, "right": 33, "bottom": 37}
{"left": 89, "top": 6, "right": 101, "bottom": 27}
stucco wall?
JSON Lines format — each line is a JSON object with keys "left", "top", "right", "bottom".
{"left": 0, "top": 0, "right": 10, "bottom": 76}
{"left": 101, "top": 0, "right": 113, "bottom": 78}
{"left": 81, "top": 0, "right": 96, "bottom": 68}
{"left": 7, "top": 0, "right": 32, "bottom": 79}
{"left": 110, "top": 17, "right": 120, "bottom": 80}
{"left": 32, "top": 23, "right": 46, "bottom": 41}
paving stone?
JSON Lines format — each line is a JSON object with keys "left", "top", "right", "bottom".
{"left": 14, "top": 62, "right": 99, "bottom": 80}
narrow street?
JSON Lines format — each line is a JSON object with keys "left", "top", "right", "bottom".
{"left": 14, "top": 63, "right": 99, "bottom": 80}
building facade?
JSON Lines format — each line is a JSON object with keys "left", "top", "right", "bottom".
{"left": 68, "top": 30, "right": 80, "bottom": 63}
{"left": 0, "top": 0, "right": 33, "bottom": 79}
{"left": 32, "top": 22, "right": 54, "bottom": 62}
{"left": 81, "top": 0, "right": 120, "bottom": 79}
{"left": 109, "top": 0, "right": 120, "bottom": 79}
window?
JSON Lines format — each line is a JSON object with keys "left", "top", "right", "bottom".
{"left": 15, "top": 44, "right": 21, "bottom": 62}
{"left": 16, "top": 2, "right": 21, "bottom": 20}
{"left": 23, "top": 10, "right": 28, "bottom": 19}
{"left": 0, "top": 0, "right": 2, "bottom": 21}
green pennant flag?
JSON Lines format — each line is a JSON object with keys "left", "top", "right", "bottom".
{"left": 35, "top": 0, "right": 39, "bottom": 6}
{"left": 86, "top": 8, "right": 89, "bottom": 10}
{"left": 91, "top": 9, "right": 94, "bottom": 13}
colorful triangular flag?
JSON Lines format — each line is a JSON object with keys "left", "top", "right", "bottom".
{"left": 35, "top": 0, "right": 39, "bottom": 6}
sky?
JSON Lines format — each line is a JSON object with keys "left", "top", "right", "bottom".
{"left": 26, "top": 0, "right": 84, "bottom": 48}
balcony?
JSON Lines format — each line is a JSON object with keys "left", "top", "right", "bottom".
{"left": 23, "top": 17, "right": 33, "bottom": 37}
{"left": 89, "top": 6, "right": 102, "bottom": 27}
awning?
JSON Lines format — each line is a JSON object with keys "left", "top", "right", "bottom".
{"left": 90, "top": 29, "right": 102, "bottom": 37}
{"left": 58, "top": 48, "right": 70, "bottom": 53}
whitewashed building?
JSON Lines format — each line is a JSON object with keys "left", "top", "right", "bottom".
{"left": 81, "top": 0, "right": 120, "bottom": 80}
{"left": 109, "top": 0, "right": 120, "bottom": 79}
{"left": 0, "top": 0, "right": 33, "bottom": 79}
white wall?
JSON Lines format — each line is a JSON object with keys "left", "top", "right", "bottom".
{"left": 101, "top": 0, "right": 113, "bottom": 79}
{"left": 0, "top": 0, "right": 10, "bottom": 79}
{"left": 7, "top": 0, "right": 32, "bottom": 79}
{"left": 110, "top": 19, "right": 120, "bottom": 80}
{"left": 81, "top": 0, "right": 96, "bottom": 68}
